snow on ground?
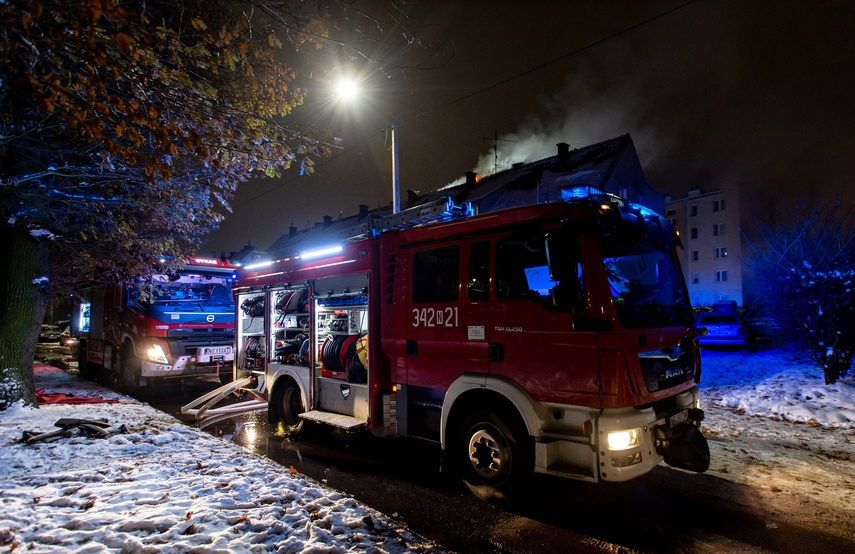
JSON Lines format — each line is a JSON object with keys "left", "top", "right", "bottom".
{"left": 698, "top": 346, "right": 855, "bottom": 523}
{"left": 0, "top": 369, "right": 442, "bottom": 553}
{"left": 701, "top": 346, "right": 855, "bottom": 428}
{"left": 0, "top": 347, "right": 853, "bottom": 552}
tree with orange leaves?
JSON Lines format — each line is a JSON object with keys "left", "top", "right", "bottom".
{"left": 0, "top": 0, "right": 338, "bottom": 406}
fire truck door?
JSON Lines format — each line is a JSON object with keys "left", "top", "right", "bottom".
{"left": 404, "top": 240, "right": 489, "bottom": 392}
{"left": 488, "top": 232, "right": 600, "bottom": 405}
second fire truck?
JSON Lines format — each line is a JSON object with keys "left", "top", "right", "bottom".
{"left": 76, "top": 257, "right": 238, "bottom": 389}
{"left": 227, "top": 189, "right": 709, "bottom": 501}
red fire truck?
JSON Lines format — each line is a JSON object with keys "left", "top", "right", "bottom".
{"left": 76, "top": 257, "right": 238, "bottom": 389}
{"left": 230, "top": 190, "right": 709, "bottom": 501}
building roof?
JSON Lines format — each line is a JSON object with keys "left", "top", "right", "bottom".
{"left": 266, "top": 134, "right": 655, "bottom": 259}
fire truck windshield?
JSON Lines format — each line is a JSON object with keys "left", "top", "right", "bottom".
{"left": 150, "top": 272, "right": 234, "bottom": 306}
{"left": 601, "top": 237, "right": 692, "bottom": 328}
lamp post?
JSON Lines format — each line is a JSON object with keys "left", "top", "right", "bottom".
{"left": 335, "top": 77, "right": 401, "bottom": 214}
{"left": 390, "top": 119, "right": 400, "bottom": 214}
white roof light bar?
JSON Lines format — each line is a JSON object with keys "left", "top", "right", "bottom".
{"left": 300, "top": 245, "right": 343, "bottom": 261}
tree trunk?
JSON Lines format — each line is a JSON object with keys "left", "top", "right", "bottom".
{"left": 0, "top": 225, "right": 51, "bottom": 407}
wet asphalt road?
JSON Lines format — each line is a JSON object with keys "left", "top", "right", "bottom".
{"left": 137, "top": 377, "right": 854, "bottom": 554}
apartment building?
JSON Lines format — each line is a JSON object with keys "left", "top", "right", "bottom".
{"left": 665, "top": 187, "right": 744, "bottom": 308}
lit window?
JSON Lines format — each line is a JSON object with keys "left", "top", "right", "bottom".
{"left": 715, "top": 246, "right": 728, "bottom": 259}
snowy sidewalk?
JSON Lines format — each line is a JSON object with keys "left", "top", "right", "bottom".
{"left": 0, "top": 367, "right": 441, "bottom": 553}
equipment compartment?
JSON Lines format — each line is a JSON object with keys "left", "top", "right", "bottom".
{"left": 313, "top": 275, "right": 369, "bottom": 383}
{"left": 237, "top": 291, "right": 265, "bottom": 373}
{"left": 269, "top": 286, "right": 309, "bottom": 366}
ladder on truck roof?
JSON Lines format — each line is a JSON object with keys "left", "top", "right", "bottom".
{"left": 333, "top": 197, "right": 474, "bottom": 243}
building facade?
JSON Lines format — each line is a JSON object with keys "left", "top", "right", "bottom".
{"left": 666, "top": 187, "right": 744, "bottom": 308}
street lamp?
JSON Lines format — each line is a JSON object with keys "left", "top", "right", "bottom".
{"left": 334, "top": 77, "right": 401, "bottom": 214}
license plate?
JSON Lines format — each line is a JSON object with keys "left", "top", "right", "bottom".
{"left": 669, "top": 410, "right": 689, "bottom": 427}
{"left": 201, "top": 347, "right": 232, "bottom": 356}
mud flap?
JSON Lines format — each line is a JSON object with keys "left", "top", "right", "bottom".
{"left": 661, "top": 423, "right": 710, "bottom": 473}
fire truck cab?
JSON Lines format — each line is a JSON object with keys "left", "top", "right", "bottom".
{"left": 233, "top": 190, "right": 709, "bottom": 501}
{"left": 77, "top": 257, "right": 238, "bottom": 389}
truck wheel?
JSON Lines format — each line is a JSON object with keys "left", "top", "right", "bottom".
{"left": 275, "top": 379, "right": 307, "bottom": 437}
{"left": 116, "top": 342, "right": 142, "bottom": 393}
{"left": 457, "top": 408, "right": 532, "bottom": 503}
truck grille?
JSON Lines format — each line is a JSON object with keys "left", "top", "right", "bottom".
{"left": 638, "top": 349, "right": 695, "bottom": 392}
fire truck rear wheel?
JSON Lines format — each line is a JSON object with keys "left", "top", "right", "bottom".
{"left": 458, "top": 407, "right": 532, "bottom": 503}
{"left": 276, "top": 379, "right": 307, "bottom": 437}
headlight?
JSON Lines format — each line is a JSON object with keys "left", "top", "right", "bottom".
{"left": 147, "top": 343, "right": 170, "bottom": 364}
{"left": 607, "top": 428, "right": 642, "bottom": 451}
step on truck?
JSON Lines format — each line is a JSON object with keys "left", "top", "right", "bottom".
{"left": 231, "top": 190, "right": 709, "bottom": 501}
{"left": 75, "top": 257, "right": 238, "bottom": 390}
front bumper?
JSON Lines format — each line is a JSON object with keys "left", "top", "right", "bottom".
{"left": 141, "top": 346, "right": 234, "bottom": 378}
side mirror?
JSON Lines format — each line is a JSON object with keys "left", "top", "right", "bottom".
{"left": 546, "top": 231, "right": 584, "bottom": 311}
{"left": 545, "top": 230, "right": 579, "bottom": 281}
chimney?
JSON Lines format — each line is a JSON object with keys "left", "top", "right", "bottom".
{"left": 289, "top": 224, "right": 297, "bottom": 238}
{"left": 465, "top": 171, "right": 478, "bottom": 189}
{"left": 556, "top": 142, "right": 570, "bottom": 167}
{"left": 358, "top": 204, "right": 369, "bottom": 219}
{"left": 323, "top": 215, "right": 333, "bottom": 227}
{"left": 406, "top": 189, "right": 420, "bottom": 208}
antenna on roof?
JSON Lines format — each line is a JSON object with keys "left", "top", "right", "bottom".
{"left": 482, "top": 132, "right": 518, "bottom": 175}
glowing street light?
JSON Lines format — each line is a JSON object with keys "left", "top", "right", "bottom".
{"left": 334, "top": 77, "right": 401, "bottom": 214}
{"left": 334, "top": 77, "right": 360, "bottom": 103}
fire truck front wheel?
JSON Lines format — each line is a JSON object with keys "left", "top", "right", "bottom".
{"left": 113, "top": 342, "right": 141, "bottom": 392}
{"left": 274, "top": 379, "right": 308, "bottom": 437}
{"left": 457, "top": 407, "right": 532, "bottom": 503}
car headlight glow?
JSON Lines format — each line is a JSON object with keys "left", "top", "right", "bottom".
{"left": 147, "top": 343, "right": 170, "bottom": 364}
{"left": 607, "top": 428, "right": 642, "bottom": 451}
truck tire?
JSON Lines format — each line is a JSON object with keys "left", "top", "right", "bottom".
{"left": 275, "top": 379, "right": 307, "bottom": 437}
{"left": 77, "top": 339, "right": 96, "bottom": 381}
{"left": 115, "top": 342, "right": 142, "bottom": 393}
{"left": 457, "top": 407, "right": 532, "bottom": 503}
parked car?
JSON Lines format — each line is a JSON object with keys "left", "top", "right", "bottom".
{"left": 696, "top": 311, "right": 749, "bottom": 349}
{"left": 38, "top": 324, "right": 63, "bottom": 343}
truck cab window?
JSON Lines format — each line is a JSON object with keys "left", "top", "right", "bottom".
{"left": 601, "top": 236, "right": 693, "bottom": 327}
{"left": 413, "top": 247, "right": 460, "bottom": 303}
{"left": 496, "top": 234, "right": 556, "bottom": 305}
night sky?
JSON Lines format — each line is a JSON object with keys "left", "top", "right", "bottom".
{"left": 203, "top": 0, "right": 855, "bottom": 257}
